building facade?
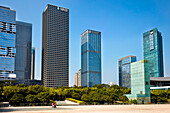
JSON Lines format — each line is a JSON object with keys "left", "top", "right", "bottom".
{"left": 42, "top": 4, "right": 69, "bottom": 87}
{"left": 119, "top": 55, "right": 136, "bottom": 88}
{"left": 15, "top": 79, "right": 42, "bottom": 86}
{"left": 81, "top": 30, "right": 101, "bottom": 87}
{"left": 15, "top": 21, "right": 32, "bottom": 80}
{"left": 75, "top": 69, "right": 81, "bottom": 87}
{"left": 0, "top": 6, "right": 16, "bottom": 80}
{"left": 150, "top": 77, "right": 170, "bottom": 90}
{"left": 31, "top": 47, "right": 35, "bottom": 80}
{"left": 143, "top": 28, "right": 164, "bottom": 77}
{"left": 75, "top": 73, "right": 78, "bottom": 86}
{"left": 125, "top": 60, "right": 150, "bottom": 104}
{"left": 77, "top": 69, "right": 81, "bottom": 87}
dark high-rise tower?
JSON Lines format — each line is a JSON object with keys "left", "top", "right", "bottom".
{"left": 143, "top": 28, "right": 164, "bottom": 77}
{"left": 42, "top": 4, "right": 69, "bottom": 87}
{"left": 15, "top": 21, "right": 32, "bottom": 80}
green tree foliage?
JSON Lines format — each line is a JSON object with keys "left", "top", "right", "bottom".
{"left": 2, "top": 83, "right": 170, "bottom": 106}
{"left": 151, "top": 90, "right": 170, "bottom": 103}
{"left": 81, "top": 94, "right": 91, "bottom": 102}
{"left": 38, "top": 92, "right": 50, "bottom": 102}
{"left": 25, "top": 94, "right": 39, "bottom": 103}
{"left": 9, "top": 94, "right": 24, "bottom": 106}
{"left": 27, "top": 85, "right": 45, "bottom": 94}
{"left": 72, "top": 93, "right": 81, "bottom": 100}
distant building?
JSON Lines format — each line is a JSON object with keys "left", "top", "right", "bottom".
{"left": 15, "top": 79, "right": 42, "bottom": 86}
{"left": 119, "top": 55, "right": 136, "bottom": 88}
{"left": 75, "top": 69, "right": 81, "bottom": 87}
{"left": 15, "top": 21, "right": 32, "bottom": 80}
{"left": 0, "top": 6, "right": 16, "bottom": 80}
{"left": 81, "top": 29, "right": 101, "bottom": 87}
{"left": 77, "top": 69, "right": 81, "bottom": 86}
{"left": 75, "top": 73, "right": 78, "bottom": 86}
{"left": 42, "top": 4, "right": 69, "bottom": 87}
{"left": 150, "top": 77, "right": 170, "bottom": 90}
{"left": 125, "top": 60, "right": 150, "bottom": 104}
{"left": 31, "top": 48, "right": 35, "bottom": 80}
{"left": 143, "top": 28, "right": 164, "bottom": 77}
{"left": 109, "top": 82, "right": 114, "bottom": 86}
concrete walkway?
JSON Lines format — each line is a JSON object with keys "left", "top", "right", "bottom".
{"left": 0, "top": 104, "right": 170, "bottom": 113}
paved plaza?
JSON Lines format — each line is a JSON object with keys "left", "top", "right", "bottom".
{"left": 0, "top": 104, "right": 170, "bottom": 113}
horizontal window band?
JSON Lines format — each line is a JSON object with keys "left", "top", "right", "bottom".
{"left": 82, "top": 71, "right": 101, "bottom": 74}
{"left": 81, "top": 50, "right": 101, "bottom": 55}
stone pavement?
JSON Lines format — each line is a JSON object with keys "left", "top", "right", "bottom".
{"left": 0, "top": 104, "right": 170, "bottom": 113}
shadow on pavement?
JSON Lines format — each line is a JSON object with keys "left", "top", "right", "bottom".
{"left": 0, "top": 107, "right": 73, "bottom": 112}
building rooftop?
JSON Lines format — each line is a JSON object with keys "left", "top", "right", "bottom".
{"left": 81, "top": 29, "right": 101, "bottom": 37}
{"left": 0, "top": 6, "right": 10, "bottom": 10}
{"left": 118, "top": 55, "right": 136, "bottom": 61}
{"left": 44, "top": 4, "right": 69, "bottom": 12}
{"left": 150, "top": 77, "right": 170, "bottom": 81}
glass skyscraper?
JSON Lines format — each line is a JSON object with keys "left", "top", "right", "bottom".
{"left": 0, "top": 6, "right": 16, "bottom": 80}
{"left": 42, "top": 4, "right": 69, "bottom": 87}
{"left": 126, "top": 60, "right": 151, "bottom": 104}
{"left": 15, "top": 21, "right": 32, "bottom": 80}
{"left": 143, "top": 28, "right": 164, "bottom": 77}
{"left": 31, "top": 47, "right": 35, "bottom": 80}
{"left": 81, "top": 30, "right": 101, "bottom": 87}
{"left": 119, "top": 55, "right": 136, "bottom": 88}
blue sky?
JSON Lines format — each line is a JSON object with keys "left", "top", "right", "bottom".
{"left": 1, "top": 0, "right": 170, "bottom": 86}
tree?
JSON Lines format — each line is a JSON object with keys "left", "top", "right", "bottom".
{"left": 100, "top": 95, "right": 110, "bottom": 103}
{"left": 91, "top": 93, "right": 100, "bottom": 102}
{"left": 25, "top": 94, "right": 39, "bottom": 103}
{"left": 72, "top": 93, "right": 81, "bottom": 100}
{"left": 38, "top": 92, "right": 50, "bottom": 102}
{"left": 9, "top": 94, "right": 24, "bottom": 106}
{"left": 81, "top": 94, "right": 91, "bottom": 102}
{"left": 119, "top": 96, "right": 129, "bottom": 102}
{"left": 56, "top": 88, "right": 63, "bottom": 100}
{"left": 93, "top": 84, "right": 110, "bottom": 89}
{"left": 27, "top": 85, "right": 44, "bottom": 95}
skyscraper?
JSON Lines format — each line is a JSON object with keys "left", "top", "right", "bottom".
{"left": 0, "top": 6, "right": 16, "bottom": 80}
{"left": 77, "top": 69, "right": 81, "bottom": 87}
{"left": 119, "top": 55, "right": 136, "bottom": 88}
{"left": 75, "top": 69, "right": 81, "bottom": 87}
{"left": 143, "top": 28, "right": 164, "bottom": 77}
{"left": 125, "top": 60, "right": 150, "bottom": 104}
{"left": 81, "top": 29, "right": 101, "bottom": 87}
{"left": 15, "top": 21, "right": 32, "bottom": 80}
{"left": 75, "top": 73, "right": 78, "bottom": 86}
{"left": 42, "top": 4, "right": 69, "bottom": 87}
{"left": 31, "top": 47, "right": 35, "bottom": 80}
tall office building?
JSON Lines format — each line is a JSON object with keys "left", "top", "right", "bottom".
{"left": 75, "top": 73, "right": 78, "bottom": 86}
{"left": 119, "top": 55, "right": 136, "bottom": 88}
{"left": 0, "top": 6, "right": 16, "bottom": 80}
{"left": 31, "top": 47, "right": 35, "bottom": 80}
{"left": 143, "top": 28, "right": 164, "bottom": 77}
{"left": 81, "top": 30, "right": 101, "bottom": 87}
{"left": 75, "top": 69, "right": 81, "bottom": 87}
{"left": 77, "top": 69, "right": 81, "bottom": 87}
{"left": 42, "top": 4, "right": 69, "bottom": 87}
{"left": 15, "top": 21, "right": 32, "bottom": 80}
{"left": 126, "top": 60, "right": 150, "bottom": 104}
